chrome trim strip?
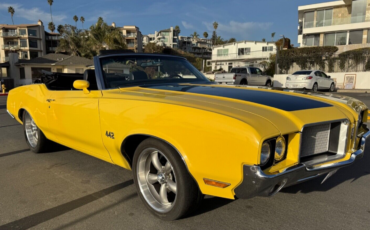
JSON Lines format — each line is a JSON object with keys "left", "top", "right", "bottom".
{"left": 7, "top": 110, "right": 15, "bottom": 119}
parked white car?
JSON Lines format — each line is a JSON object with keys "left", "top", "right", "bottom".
{"left": 286, "top": 70, "right": 335, "bottom": 92}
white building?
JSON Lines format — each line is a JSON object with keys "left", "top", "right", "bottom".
{"left": 298, "top": 0, "right": 370, "bottom": 52}
{"left": 142, "top": 27, "right": 179, "bottom": 49}
{"left": 210, "top": 41, "right": 277, "bottom": 72}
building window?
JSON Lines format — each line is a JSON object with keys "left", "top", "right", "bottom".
{"left": 20, "top": 68, "right": 25, "bottom": 79}
{"left": 262, "top": 46, "right": 273, "bottom": 52}
{"left": 30, "top": 52, "right": 38, "bottom": 59}
{"left": 75, "top": 68, "right": 84, "bottom": 74}
{"left": 20, "top": 51, "right": 28, "bottom": 59}
{"left": 324, "top": 32, "right": 347, "bottom": 46}
{"left": 28, "top": 29, "right": 37, "bottom": 37}
{"left": 29, "top": 39, "right": 38, "bottom": 48}
{"left": 56, "top": 68, "right": 63, "bottom": 73}
{"left": 238, "top": 48, "right": 251, "bottom": 56}
{"left": 349, "top": 30, "right": 363, "bottom": 44}
{"left": 304, "top": 34, "right": 320, "bottom": 46}
{"left": 304, "top": 11, "right": 314, "bottom": 28}
{"left": 217, "top": 49, "right": 229, "bottom": 56}
{"left": 20, "top": 39, "right": 27, "bottom": 47}
{"left": 351, "top": 0, "right": 367, "bottom": 23}
{"left": 19, "top": 29, "right": 26, "bottom": 36}
{"left": 316, "top": 9, "right": 332, "bottom": 27}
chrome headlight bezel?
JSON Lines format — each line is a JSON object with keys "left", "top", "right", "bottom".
{"left": 260, "top": 142, "right": 271, "bottom": 166}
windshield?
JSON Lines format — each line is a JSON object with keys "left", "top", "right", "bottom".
{"left": 293, "top": 71, "right": 312, "bottom": 75}
{"left": 100, "top": 55, "right": 209, "bottom": 88}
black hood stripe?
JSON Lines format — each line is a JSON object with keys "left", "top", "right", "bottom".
{"left": 143, "top": 85, "right": 332, "bottom": 112}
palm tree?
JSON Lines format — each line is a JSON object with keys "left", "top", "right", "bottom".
{"left": 48, "top": 22, "right": 55, "bottom": 32}
{"left": 8, "top": 7, "right": 15, "bottom": 25}
{"left": 47, "top": 0, "right": 54, "bottom": 23}
{"left": 191, "top": 32, "right": 199, "bottom": 39}
{"left": 262, "top": 38, "right": 266, "bottom": 42}
{"left": 203, "top": 32, "right": 208, "bottom": 39}
{"left": 271, "top": 32, "right": 276, "bottom": 42}
{"left": 57, "top": 25, "right": 64, "bottom": 34}
{"left": 73, "top": 15, "right": 78, "bottom": 27}
{"left": 228, "top": 38, "right": 236, "bottom": 43}
{"left": 89, "top": 17, "right": 126, "bottom": 51}
{"left": 213, "top": 22, "right": 218, "bottom": 30}
{"left": 80, "top": 16, "right": 85, "bottom": 29}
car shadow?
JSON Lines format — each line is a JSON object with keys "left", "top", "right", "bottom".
{"left": 184, "top": 196, "right": 234, "bottom": 219}
{"left": 282, "top": 142, "right": 370, "bottom": 194}
{"left": 0, "top": 180, "right": 134, "bottom": 230}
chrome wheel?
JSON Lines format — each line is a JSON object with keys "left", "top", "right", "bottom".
{"left": 137, "top": 148, "right": 177, "bottom": 213}
{"left": 25, "top": 113, "right": 38, "bottom": 148}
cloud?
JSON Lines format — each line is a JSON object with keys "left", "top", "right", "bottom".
{"left": 0, "top": 3, "right": 67, "bottom": 25}
{"left": 181, "top": 21, "right": 194, "bottom": 29}
{"left": 203, "top": 20, "right": 273, "bottom": 39}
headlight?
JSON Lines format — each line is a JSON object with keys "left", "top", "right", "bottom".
{"left": 275, "top": 136, "right": 286, "bottom": 162}
{"left": 261, "top": 142, "right": 271, "bottom": 166}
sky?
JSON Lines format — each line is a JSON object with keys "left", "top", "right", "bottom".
{"left": 0, "top": 0, "right": 328, "bottom": 46}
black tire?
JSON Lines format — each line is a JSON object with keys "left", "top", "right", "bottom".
{"left": 329, "top": 83, "right": 335, "bottom": 92}
{"left": 240, "top": 79, "right": 247, "bottom": 85}
{"left": 312, "top": 83, "right": 318, "bottom": 92}
{"left": 132, "top": 138, "right": 203, "bottom": 220}
{"left": 266, "top": 80, "right": 272, "bottom": 87}
{"left": 23, "top": 110, "right": 53, "bottom": 153}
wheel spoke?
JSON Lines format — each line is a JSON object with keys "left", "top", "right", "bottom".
{"left": 151, "top": 151, "right": 163, "bottom": 172}
{"left": 159, "top": 184, "right": 169, "bottom": 204}
{"left": 167, "top": 180, "right": 177, "bottom": 194}
{"left": 164, "top": 161, "right": 172, "bottom": 173}
{"left": 147, "top": 173, "right": 158, "bottom": 184}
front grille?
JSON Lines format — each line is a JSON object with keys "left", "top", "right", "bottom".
{"left": 301, "top": 123, "right": 331, "bottom": 157}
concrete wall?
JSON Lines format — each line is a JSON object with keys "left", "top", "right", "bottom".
{"left": 274, "top": 72, "right": 370, "bottom": 89}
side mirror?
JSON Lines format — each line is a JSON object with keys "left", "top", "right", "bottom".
{"left": 73, "top": 80, "right": 90, "bottom": 94}
{"left": 328, "top": 76, "right": 331, "bottom": 78}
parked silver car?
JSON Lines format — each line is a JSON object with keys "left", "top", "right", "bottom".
{"left": 215, "top": 67, "right": 273, "bottom": 86}
{"left": 286, "top": 70, "right": 335, "bottom": 92}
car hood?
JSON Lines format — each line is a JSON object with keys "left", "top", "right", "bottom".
{"left": 105, "top": 84, "right": 365, "bottom": 135}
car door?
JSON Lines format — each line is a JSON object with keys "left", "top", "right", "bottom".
{"left": 46, "top": 89, "right": 112, "bottom": 162}
{"left": 248, "top": 67, "right": 258, "bottom": 85}
{"left": 320, "top": 71, "right": 332, "bottom": 88}
{"left": 314, "top": 71, "right": 324, "bottom": 89}
{"left": 255, "top": 68, "right": 267, "bottom": 85}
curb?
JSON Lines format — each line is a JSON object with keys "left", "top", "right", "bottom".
{"left": 336, "top": 89, "right": 370, "bottom": 93}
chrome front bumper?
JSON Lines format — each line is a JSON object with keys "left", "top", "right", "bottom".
{"left": 234, "top": 129, "right": 370, "bottom": 199}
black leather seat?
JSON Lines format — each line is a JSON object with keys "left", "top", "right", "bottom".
{"left": 132, "top": 71, "right": 148, "bottom": 80}
{"left": 83, "top": 69, "right": 98, "bottom": 90}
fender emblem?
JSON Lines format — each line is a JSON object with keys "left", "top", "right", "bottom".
{"left": 106, "top": 131, "right": 115, "bottom": 139}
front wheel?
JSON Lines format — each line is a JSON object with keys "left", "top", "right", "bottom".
{"left": 132, "top": 138, "right": 203, "bottom": 220}
{"left": 329, "top": 83, "right": 335, "bottom": 92}
{"left": 266, "top": 81, "right": 272, "bottom": 87}
{"left": 23, "top": 111, "right": 53, "bottom": 153}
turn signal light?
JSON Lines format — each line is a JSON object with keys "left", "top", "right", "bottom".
{"left": 203, "top": 178, "right": 230, "bottom": 188}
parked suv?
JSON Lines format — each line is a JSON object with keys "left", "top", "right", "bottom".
{"left": 215, "top": 67, "right": 273, "bottom": 86}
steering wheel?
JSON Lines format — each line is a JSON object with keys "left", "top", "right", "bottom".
{"left": 168, "top": 74, "right": 183, "bottom": 79}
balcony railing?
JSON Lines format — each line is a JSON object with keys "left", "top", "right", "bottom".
{"left": 46, "top": 36, "right": 61, "bottom": 40}
{"left": 127, "top": 43, "right": 135, "bottom": 48}
{"left": 125, "top": 33, "right": 137, "bottom": 38}
{"left": 304, "top": 15, "right": 370, "bottom": 29}
{"left": 2, "top": 44, "right": 20, "bottom": 50}
{"left": 212, "top": 52, "right": 273, "bottom": 61}
{"left": 0, "top": 32, "right": 19, "bottom": 37}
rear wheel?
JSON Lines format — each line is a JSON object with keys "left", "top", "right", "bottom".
{"left": 132, "top": 138, "right": 203, "bottom": 220}
{"left": 266, "top": 81, "right": 272, "bottom": 87}
{"left": 23, "top": 111, "right": 53, "bottom": 153}
{"left": 312, "top": 83, "right": 318, "bottom": 92}
{"left": 240, "top": 79, "right": 247, "bottom": 85}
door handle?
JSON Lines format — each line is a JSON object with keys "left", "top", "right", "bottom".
{"left": 46, "top": 99, "right": 55, "bottom": 103}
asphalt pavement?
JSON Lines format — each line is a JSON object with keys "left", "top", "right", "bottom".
{"left": 0, "top": 93, "right": 370, "bottom": 230}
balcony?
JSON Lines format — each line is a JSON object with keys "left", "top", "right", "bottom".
{"left": 2, "top": 44, "right": 20, "bottom": 50}
{"left": 212, "top": 52, "right": 272, "bottom": 61}
{"left": 304, "top": 15, "right": 370, "bottom": 30}
{"left": 46, "top": 36, "right": 61, "bottom": 40}
{"left": 127, "top": 43, "right": 135, "bottom": 48}
{"left": 125, "top": 33, "right": 137, "bottom": 38}
{"left": 0, "top": 32, "right": 19, "bottom": 37}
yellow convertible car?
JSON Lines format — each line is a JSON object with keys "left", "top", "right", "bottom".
{"left": 6, "top": 53, "right": 370, "bottom": 220}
